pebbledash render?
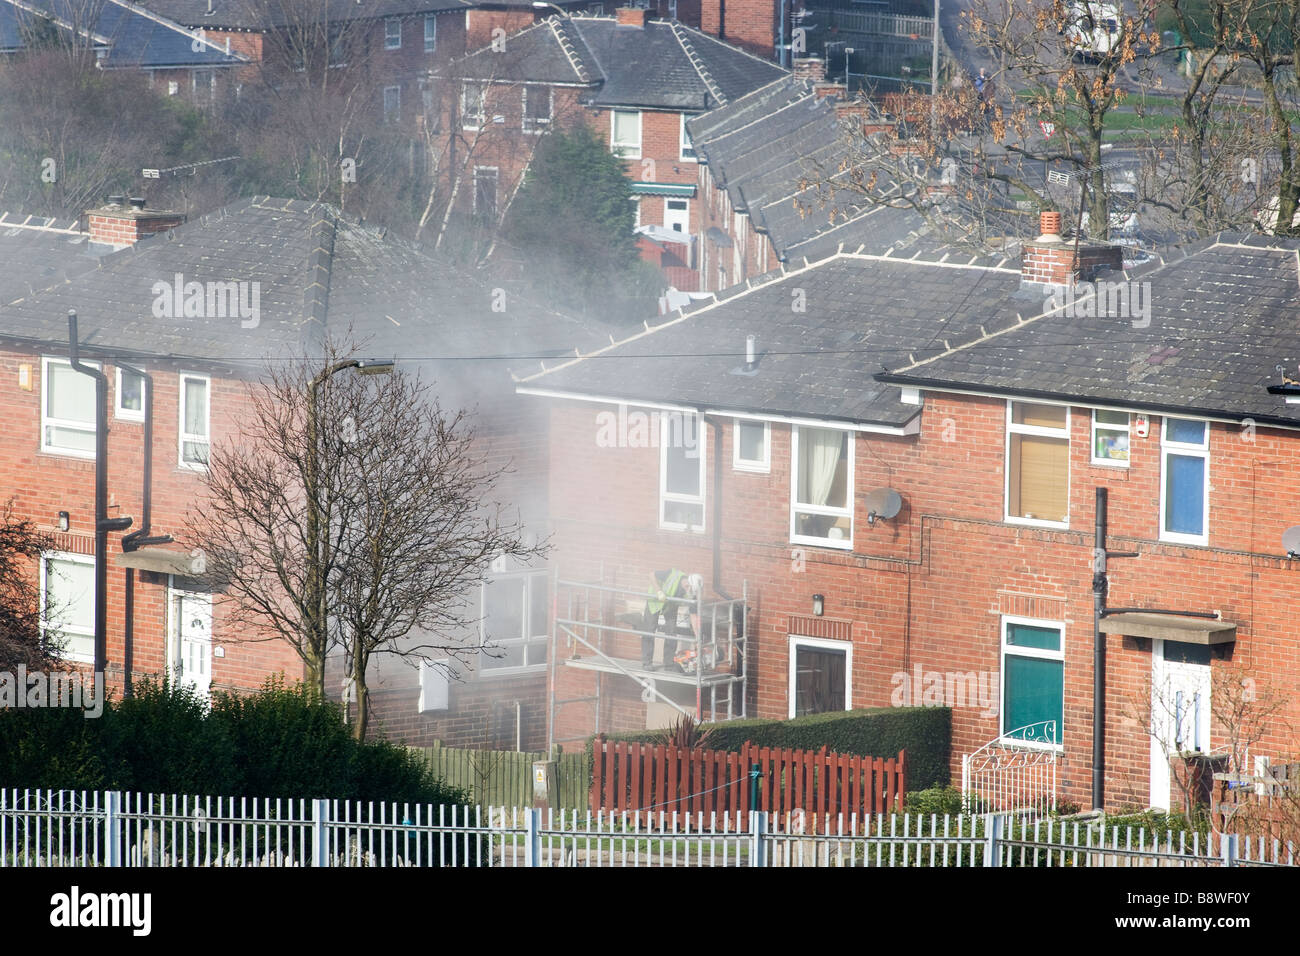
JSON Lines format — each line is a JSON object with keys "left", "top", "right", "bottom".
{"left": 519, "top": 218, "right": 1300, "bottom": 812}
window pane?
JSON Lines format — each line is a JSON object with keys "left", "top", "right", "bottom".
{"left": 48, "top": 363, "right": 95, "bottom": 424}
{"left": 47, "top": 559, "right": 94, "bottom": 631}
{"left": 1093, "top": 427, "right": 1128, "bottom": 462}
{"left": 1012, "top": 402, "right": 1067, "bottom": 429}
{"left": 663, "top": 500, "right": 703, "bottom": 527}
{"left": 1003, "top": 656, "right": 1063, "bottom": 742}
{"left": 1167, "top": 418, "right": 1206, "bottom": 445}
{"left": 665, "top": 441, "right": 700, "bottom": 497}
{"left": 47, "top": 426, "right": 96, "bottom": 453}
{"left": 794, "top": 645, "right": 845, "bottom": 716}
{"left": 528, "top": 575, "right": 548, "bottom": 638}
{"left": 614, "top": 111, "right": 637, "bottom": 143}
{"left": 1007, "top": 622, "right": 1060, "bottom": 651}
{"left": 1165, "top": 641, "right": 1212, "bottom": 665}
{"left": 1165, "top": 453, "right": 1205, "bottom": 534}
{"left": 1095, "top": 409, "right": 1128, "bottom": 426}
{"left": 484, "top": 578, "right": 524, "bottom": 643}
{"left": 184, "top": 378, "right": 207, "bottom": 437}
{"left": 1008, "top": 434, "right": 1068, "bottom": 520}
{"left": 737, "top": 421, "right": 765, "bottom": 462}
{"left": 119, "top": 370, "right": 144, "bottom": 412}
{"left": 796, "top": 427, "right": 847, "bottom": 508}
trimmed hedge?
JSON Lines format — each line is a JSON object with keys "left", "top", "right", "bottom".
{"left": 0, "top": 676, "right": 466, "bottom": 806}
{"left": 586, "top": 706, "right": 951, "bottom": 790}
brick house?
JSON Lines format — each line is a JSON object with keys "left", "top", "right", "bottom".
{"left": 686, "top": 62, "right": 922, "bottom": 294}
{"left": 434, "top": 7, "right": 786, "bottom": 286}
{"left": 516, "top": 221, "right": 1300, "bottom": 811}
{"left": 0, "top": 196, "right": 598, "bottom": 751}
{"left": 0, "top": 0, "right": 247, "bottom": 105}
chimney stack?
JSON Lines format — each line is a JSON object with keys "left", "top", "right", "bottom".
{"left": 1021, "top": 210, "right": 1123, "bottom": 288}
{"left": 793, "top": 57, "right": 826, "bottom": 84}
{"left": 616, "top": 6, "right": 648, "bottom": 27}
{"left": 86, "top": 197, "right": 186, "bottom": 250}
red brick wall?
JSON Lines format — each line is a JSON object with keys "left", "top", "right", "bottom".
{"left": 699, "top": 0, "right": 780, "bottom": 58}
{"left": 0, "top": 348, "right": 304, "bottom": 696}
{"left": 535, "top": 390, "right": 1300, "bottom": 809}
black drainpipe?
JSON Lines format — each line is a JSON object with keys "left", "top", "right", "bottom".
{"left": 118, "top": 362, "right": 172, "bottom": 698}
{"left": 68, "top": 312, "right": 132, "bottom": 679}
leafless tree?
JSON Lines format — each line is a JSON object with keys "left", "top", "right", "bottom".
{"left": 0, "top": 501, "right": 69, "bottom": 672}
{"left": 185, "top": 338, "right": 545, "bottom": 738}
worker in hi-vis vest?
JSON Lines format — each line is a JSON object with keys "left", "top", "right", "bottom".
{"left": 641, "top": 570, "right": 702, "bottom": 671}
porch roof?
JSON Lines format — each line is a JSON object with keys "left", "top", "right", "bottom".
{"left": 1098, "top": 612, "right": 1238, "bottom": 645}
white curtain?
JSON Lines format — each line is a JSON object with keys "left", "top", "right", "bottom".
{"left": 800, "top": 428, "right": 842, "bottom": 507}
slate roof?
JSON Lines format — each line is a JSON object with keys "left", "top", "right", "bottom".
{"left": 0, "top": 0, "right": 245, "bottom": 67}
{"left": 0, "top": 213, "right": 100, "bottom": 305}
{"left": 685, "top": 76, "right": 929, "bottom": 263}
{"left": 0, "top": 196, "right": 605, "bottom": 383}
{"left": 878, "top": 234, "right": 1300, "bottom": 428}
{"left": 135, "top": 0, "right": 472, "bottom": 31}
{"left": 448, "top": 15, "right": 787, "bottom": 111}
{"left": 516, "top": 250, "right": 1023, "bottom": 427}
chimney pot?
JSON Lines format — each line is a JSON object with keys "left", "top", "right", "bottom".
{"left": 129, "top": 197, "right": 146, "bottom": 210}
{"left": 1038, "top": 210, "right": 1062, "bottom": 242}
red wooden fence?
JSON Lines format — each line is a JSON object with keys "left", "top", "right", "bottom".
{"left": 589, "top": 736, "right": 906, "bottom": 831}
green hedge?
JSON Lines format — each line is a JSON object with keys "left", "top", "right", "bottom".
{"left": 586, "top": 707, "right": 951, "bottom": 790}
{"left": 0, "top": 676, "right": 467, "bottom": 806}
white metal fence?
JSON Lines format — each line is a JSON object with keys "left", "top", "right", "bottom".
{"left": 962, "top": 722, "right": 1059, "bottom": 813}
{"left": 2, "top": 789, "right": 1295, "bottom": 867}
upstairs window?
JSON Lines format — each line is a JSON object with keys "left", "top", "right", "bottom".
{"left": 1006, "top": 401, "right": 1069, "bottom": 526}
{"left": 385, "top": 18, "right": 402, "bottom": 50}
{"left": 1161, "top": 417, "right": 1209, "bottom": 544}
{"left": 791, "top": 425, "right": 852, "bottom": 548}
{"left": 115, "top": 366, "right": 145, "bottom": 422}
{"left": 680, "top": 113, "right": 697, "bottom": 162}
{"left": 611, "top": 109, "right": 641, "bottom": 159}
{"left": 462, "top": 82, "right": 486, "bottom": 130}
{"left": 42, "top": 357, "right": 97, "bottom": 457}
{"left": 383, "top": 85, "right": 401, "bottom": 123}
{"left": 660, "top": 412, "right": 705, "bottom": 531}
{"left": 1091, "top": 409, "right": 1129, "bottom": 466}
{"left": 424, "top": 14, "right": 436, "bottom": 53}
{"left": 523, "top": 85, "right": 552, "bottom": 132}
{"left": 733, "top": 419, "right": 769, "bottom": 473}
{"left": 473, "top": 166, "right": 499, "bottom": 220}
{"left": 179, "top": 372, "right": 210, "bottom": 469}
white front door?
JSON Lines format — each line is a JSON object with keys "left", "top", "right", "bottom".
{"left": 172, "top": 586, "right": 213, "bottom": 697}
{"left": 1149, "top": 639, "right": 1212, "bottom": 809}
{"left": 664, "top": 198, "right": 690, "bottom": 233}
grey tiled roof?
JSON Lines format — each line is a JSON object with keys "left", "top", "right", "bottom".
{"left": 135, "top": 0, "right": 470, "bottom": 31}
{"left": 2, "top": 0, "right": 245, "bottom": 67}
{"left": 449, "top": 15, "right": 786, "bottom": 110}
{"left": 516, "top": 250, "right": 1021, "bottom": 426}
{"left": 878, "top": 235, "right": 1300, "bottom": 427}
{"left": 688, "top": 77, "right": 927, "bottom": 262}
{"left": 0, "top": 215, "right": 100, "bottom": 305}
{"left": 0, "top": 197, "right": 605, "bottom": 383}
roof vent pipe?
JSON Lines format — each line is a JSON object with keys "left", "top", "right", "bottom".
{"left": 745, "top": 334, "right": 757, "bottom": 372}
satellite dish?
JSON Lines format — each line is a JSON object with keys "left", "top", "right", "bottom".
{"left": 863, "top": 488, "right": 903, "bottom": 524}
{"left": 1283, "top": 526, "right": 1300, "bottom": 558}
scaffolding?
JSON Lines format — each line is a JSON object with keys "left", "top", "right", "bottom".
{"left": 547, "top": 573, "right": 750, "bottom": 751}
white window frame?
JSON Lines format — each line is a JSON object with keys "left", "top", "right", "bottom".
{"left": 1159, "top": 417, "right": 1210, "bottom": 546}
{"left": 1004, "top": 399, "right": 1070, "bottom": 529}
{"left": 41, "top": 356, "right": 98, "bottom": 458}
{"left": 1000, "top": 615, "right": 1065, "bottom": 752}
{"left": 114, "top": 366, "right": 145, "bottom": 422}
{"left": 611, "top": 109, "right": 642, "bottom": 159}
{"left": 383, "top": 84, "right": 401, "bottom": 122}
{"left": 472, "top": 165, "right": 499, "bottom": 218}
{"left": 385, "top": 17, "right": 402, "bottom": 50}
{"left": 679, "top": 113, "right": 698, "bottom": 162}
{"left": 479, "top": 570, "right": 549, "bottom": 675}
{"left": 733, "top": 418, "right": 770, "bottom": 473}
{"left": 522, "top": 84, "right": 553, "bottom": 133}
{"left": 424, "top": 14, "right": 436, "bottom": 53}
{"left": 461, "top": 82, "right": 486, "bottom": 130}
{"left": 787, "top": 635, "right": 852, "bottom": 719}
{"left": 659, "top": 412, "right": 706, "bottom": 533}
{"left": 630, "top": 196, "right": 641, "bottom": 228}
{"left": 40, "top": 551, "right": 95, "bottom": 665}
{"left": 178, "top": 371, "right": 210, "bottom": 470}
{"left": 1090, "top": 408, "right": 1130, "bottom": 467}
{"left": 790, "top": 425, "right": 854, "bottom": 550}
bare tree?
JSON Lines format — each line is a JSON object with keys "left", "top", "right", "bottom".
{"left": 185, "top": 338, "right": 544, "bottom": 738}
{"left": 0, "top": 501, "right": 69, "bottom": 672}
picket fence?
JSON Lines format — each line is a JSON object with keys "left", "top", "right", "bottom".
{"left": 590, "top": 737, "right": 905, "bottom": 829}
{"left": 2, "top": 789, "right": 1297, "bottom": 867}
